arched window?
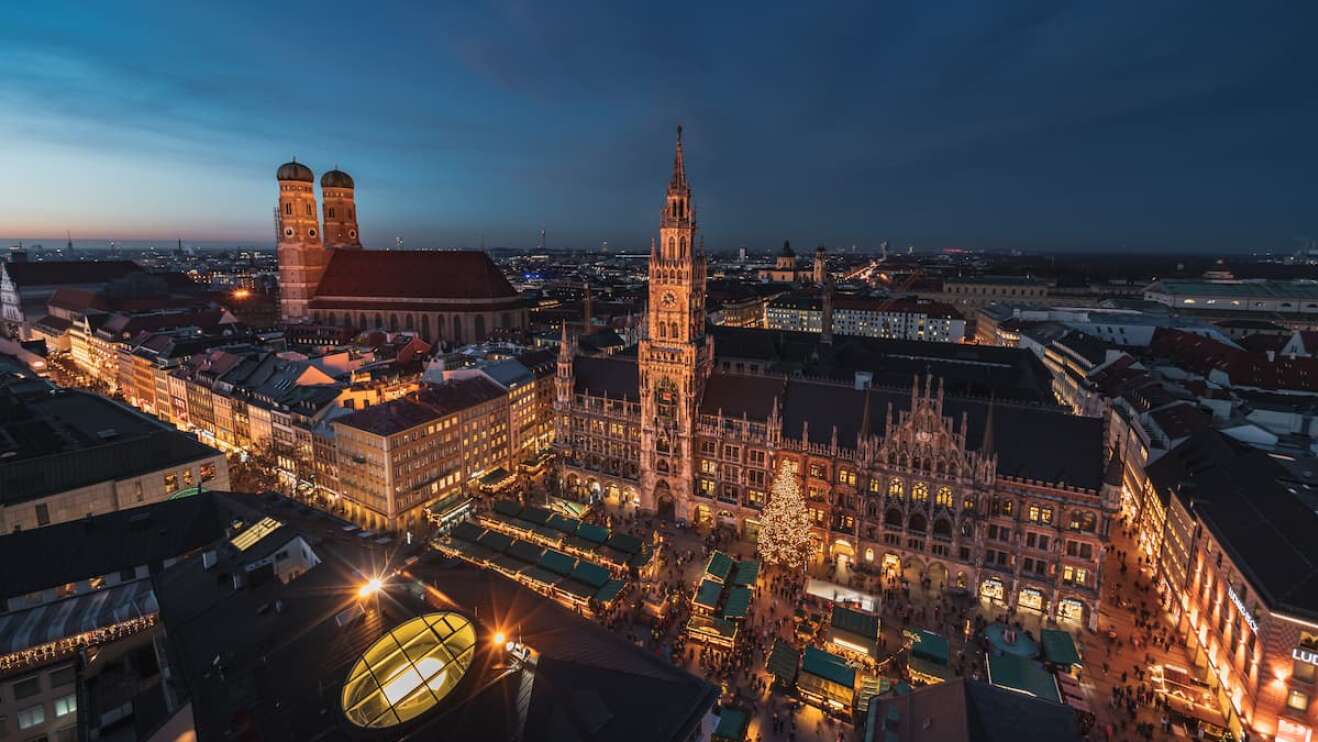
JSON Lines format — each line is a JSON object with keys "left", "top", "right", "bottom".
{"left": 283, "top": 202, "right": 292, "bottom": 215}
{"left": 668, "top": 237, "right": 676, "bottom": 253}
{"left": 657, "top": 322, "right": 666, "bottom": 339}
{"left": 935, "top": 486, "right": 953, "bottom": 508}
{"left": 912, "top": 482, "right": 929, "bottom": 503}
{"left": 452, "top": 316, "right": 463, "bottom": 343}
{"left": 885, "top": 508, "right": 903, "bottom": 527}
{"left": 389, "top": 313, "right": 399, "bottom": 331}
{"left": 328, "top": 207, "right": 336, "bottom": 218}
{"left": 888, "top": 478, "right": 904, "bottom": 499}
{"left": 909, "top": 513, "right": 927, "bottom": 532}
{"left": 474, "top": 315, "right": 486, "bottom": 341}
{"left": 374, "top": 312, "right": 384, "bottom": 329}
{"left": 933, "top": 518, "right": 952, "bottom": 538}
{"left": 680, "top": 237, "right": 687, "bottom": 258}
{"left": 670, "top": 322, "right": 679, "bottom": 339}
{"left": 305, "top": 203, "right": 313, "bottom": 217}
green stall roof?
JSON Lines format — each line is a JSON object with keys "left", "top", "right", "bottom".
{"left": 487, "top": 553, "right": 528, "bottom": 575}
{"left": 722, "top": 585, "right": 752, "bottom": 620}
{"left": 570, "top": 560, "right": 611, "bottom": 589}
{"left": 767, "top": 639, "right": 800, "bottom": 682}
{"left": 694, "top": 579, "right": 723, "bottom": 609}
{"left": 605, "top": 531, "right": 643, "bottom": 554}
{"left": 547, "top": 513, "right": 580, "bottom": 534}
{"left": 704, "top": 551, "right": 734, "bottom": 582}
{"left": 449, "top": 521, "right": 485, "bottom": 543}
{"left": 593, "top": 579, "right": 626, "bottom": 605}
{"left": 520, "top": 565, "right": 563, "bottom": 588}
{"left": 520, "top": 505, "right": 553, "bottom": 525}
{"left": 576, "top": 522, "right": 609, "bottom": 544}
{"left": 731, "top": 559, "right": 760, "bottom": 586}
{"left": 476, "top": 529, "right": 513, "bottom": 553}
{"left": 558, "top": 579, "right": 597, "bottom": 600}
{"left": 539, "top": 549, "right": 577, "bottom": 576}
{"left": 910, "top": 630, "right": 950, "bottom": 665}
{"left": 802, "top": 646, "right": 855, "bottom": 688}
{"left": 831, "top": 606, "right": 880, "bottom": 641}
{"left": 1040, "top": 629, "right": 1082, "bottom": 666}
{"left": 712, "top": 708, "right": 750, "bottom": 741}
{"left": 492, "top": 499, "right": 522, "bottom": 518}
{"left": 507, "top": 539, "right": 545, "bottom": 564}
{"left": 987, "top": 653, "right": 1061, "bottom": 703}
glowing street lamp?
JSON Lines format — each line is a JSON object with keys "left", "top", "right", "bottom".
{"left": 358, "top": 577, "right": 383, "bottom": 599}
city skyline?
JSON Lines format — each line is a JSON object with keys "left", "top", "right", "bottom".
{"left": 3, "top": 2, "right": 1315, "bottom": 253}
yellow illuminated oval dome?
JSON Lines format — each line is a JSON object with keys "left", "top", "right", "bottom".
{"left": 341, "top": 612, "right": 477, "bottom": 728}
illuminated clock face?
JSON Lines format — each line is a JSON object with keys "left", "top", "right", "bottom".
{"left": 661, "top": 292, "right": 676, "bottom": 307}
{"left": 915, "top": 431, "right": 932, "bottom": 443}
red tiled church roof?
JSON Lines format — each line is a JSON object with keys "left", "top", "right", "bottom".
{"left": 314, "top": 250, "right": 518, "bottom": 300}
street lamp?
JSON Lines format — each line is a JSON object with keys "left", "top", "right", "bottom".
{"left": 358, "top": 577, "right": 383, "bottom": 599}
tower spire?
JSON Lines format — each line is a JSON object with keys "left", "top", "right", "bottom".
{"left": 670, "top": 125, "right": 686, "bottom": 189}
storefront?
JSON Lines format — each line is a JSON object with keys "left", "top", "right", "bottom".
{"left": 1057, "top": 598, "right": 1086, "bottom": 625}
{"left": 1018, "top": 588, "right": 1045, "bottom": 613}
{"left": 980, "top": 577, "right": 1006, "bottom": 604}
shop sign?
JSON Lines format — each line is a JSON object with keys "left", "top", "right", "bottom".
{"left": 1294, "top": 647, "right": 1318, "bottom": 667}
{"left": 1226, "top": 586, "right": 1259, "bottom": 633}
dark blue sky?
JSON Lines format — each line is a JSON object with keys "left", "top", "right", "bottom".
{"left": 2, "top": 1, "right": 1314, "bottom": 252}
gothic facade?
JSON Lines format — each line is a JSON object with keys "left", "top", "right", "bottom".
{"left": 554, "top": 130, "right": 1117, "bottom": 628}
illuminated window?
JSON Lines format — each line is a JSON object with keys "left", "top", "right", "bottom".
{"left": 888, "top": 479, "right": 903, "bottom": 498}
{"left": 1286, "top": 688, "right": 1309, "bottom": 712}
{"left": 912, "top": 482, "right": 929, "bottom": 503}
{"left": 935, "top": 486, "right": 953, "bottom": 508}
{"left": 342, "top": 612, "right": 477, "bottom": 728}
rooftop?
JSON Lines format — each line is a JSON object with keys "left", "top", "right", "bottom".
{"left": 0, "top": 389, "right": 222, "bottom": 505}
{"left": 153, "top": 503, "right": 715, "bottom": 741}
{"left": 710, "top": 325, "right": 1056, "bottom": 403}
{"left": 1147, "top": 279, "right": 1318, "bottom": 300}
{"left": 864, "top": 677, "right": 1080, "bottom": 742}
{"left": 700, "top": 373, "right": 1106, "bottom": 491}
{"left": 314, "top": 250, "right": 521, "bottom": 301}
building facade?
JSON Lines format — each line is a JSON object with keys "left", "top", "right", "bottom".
{"left": 554, "top": 130, "right": 1114, "bottom": 628}
{"left": 766, "top": 294, "right": 966, "bottom": 343}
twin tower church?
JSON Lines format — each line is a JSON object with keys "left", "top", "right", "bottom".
{"left": 272, "top": 161, "right": 528, "bottom": 345}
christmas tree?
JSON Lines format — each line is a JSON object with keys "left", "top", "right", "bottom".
{"left": 757, "top": 459, "right": 814, "bottom": 570}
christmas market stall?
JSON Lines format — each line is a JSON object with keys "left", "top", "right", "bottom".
{"left": 1040, "top": 628, "right": 1082, "bottom": 674}
{"left": 686, "top": 614, "right": 737, "bottom": 650}
{"left": 827, "top": 605, "right": 881, "bottom": 660}
{"left": 798, "top": 646, "right": 857, "bottom": 716}
{"left": 905, "top": 629, "right": 952, "bottom": 685}
{"left": 711, "top": 708, "right": 750, "bottom": 742}
{"left": 766, "top": 639, "right": 800, "bottom": 690}
{"left": 986, "top": 652, "right": 1061, "bottom": 703}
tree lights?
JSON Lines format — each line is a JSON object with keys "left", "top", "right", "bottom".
{"left": 757, "top": 459, "right": 814, "bottom": 570}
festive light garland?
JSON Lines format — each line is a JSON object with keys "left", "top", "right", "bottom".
{"left": 756, "top": 459, "right": 815, "bottom": 570}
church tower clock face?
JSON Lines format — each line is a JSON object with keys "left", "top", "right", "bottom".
{"left": 661, "top": 291, "right": 676, "bottom": 307}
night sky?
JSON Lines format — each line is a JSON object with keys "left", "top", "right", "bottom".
{"left": 2, "top": 2, "right": 1314, "bottom": 253}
